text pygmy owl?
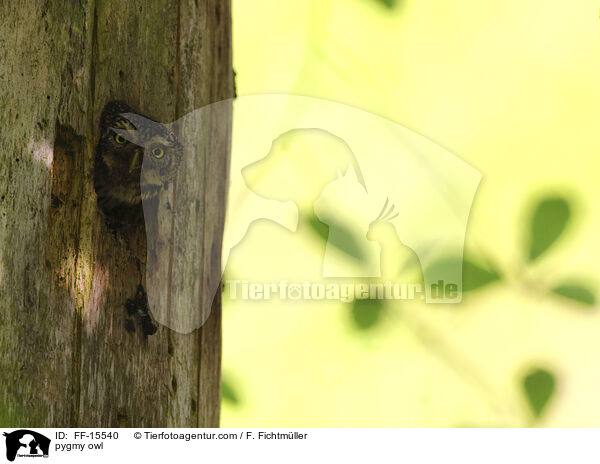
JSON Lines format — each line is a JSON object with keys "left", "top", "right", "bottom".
{"left": 93, "top": 100, "right": 183, "bottom": 229}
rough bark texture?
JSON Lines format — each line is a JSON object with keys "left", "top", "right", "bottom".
{"left": 0, "top": 0, "right": 232, "bottom": 427}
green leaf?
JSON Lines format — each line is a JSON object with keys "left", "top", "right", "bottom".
{"left": 422, "top": 256, "right": 462, "bottom": 296}
{"left": 526, "top": 197, "right": 571, "bottom": 262}
{"left": 551, "top": 282, "right": 596, "bottom": 307}
{"left": 423, "top": 255, "right": 501, "bottom": 294}
{"left": 351, "top": 298, "right": 385, "bottom": 330}
{"left": 307, "top": 216, "right": 366, "bottom": 263}
{"left": 462, "top": 258, "right": 501, "bottom": 292}
{"left": 221, "top": 376, "right": 241, "bottom": 406}
{"left": 522, "top": 368, "right": 556, "bottom": 418}
{"left": 307, "top": 216, "right": 329, "bottom": 243}
{"left": 371, "top": 0, "right": 399, "bottom": 9}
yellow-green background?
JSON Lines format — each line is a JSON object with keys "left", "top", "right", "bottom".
{"left": 221, "top": 0, "right": 600, "bottom": 427}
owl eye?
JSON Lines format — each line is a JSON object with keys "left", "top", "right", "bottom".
{"left": 151, "top": 147, "right": 165, "bottom": 159}
{"left": 114, "top": 133, "right": 126, "bottom": 144}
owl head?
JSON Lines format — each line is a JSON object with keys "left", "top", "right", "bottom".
{"left": 97, "top": 100, "right": 183, "bottom": 202}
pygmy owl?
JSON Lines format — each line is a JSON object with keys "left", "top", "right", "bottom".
{"left": 93, "top": 100, "right": 183, "bottom": 229}
{"left": 94, "top": 100, "right": 183, "bottom": 336}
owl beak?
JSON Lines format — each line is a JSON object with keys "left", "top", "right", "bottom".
{"left": 129, "top": 150, "right": 141, "bottom": 173}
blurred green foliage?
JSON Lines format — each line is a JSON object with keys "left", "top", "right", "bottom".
{"left": 226, "top": 0, "right": 600, "bottom": 427}
{"left": 222, "top": 376, "right": 241, "bottom": 406}
{"left": 526, "top": 197, "right": 571, "bottom": 262}
{"left": 351, "top": 298, "right": 385, "bottom": 330}
{"left": 424, "top": 255, "right": 501, "bottom": 294}
{"left": 307, "top": 216, "right": 367, "bottom": 263}
{"left": 522, "top": 368, "right": 556, "bottom": 420}
{"left": 370, "top": 0, "right": 400, "bottom": 9}
{"left": 551, "top": 283, "right": 596, "bottom": 307}
{"left": 462, "top": 258, "right": 502, "bottom": 292}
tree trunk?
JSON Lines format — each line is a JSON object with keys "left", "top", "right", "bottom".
{"left": 0, "top": 0, "right": 232, "bottom": 427}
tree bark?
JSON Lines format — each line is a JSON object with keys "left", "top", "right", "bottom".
{"left": 0, "top": 0, "right": 232, "bottom": 427}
